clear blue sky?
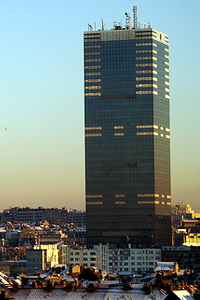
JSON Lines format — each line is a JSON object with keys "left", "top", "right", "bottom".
{"left": 0, "top": 0, "right": 199, "bottom": 211}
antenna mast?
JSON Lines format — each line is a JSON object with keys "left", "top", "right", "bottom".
{"left": 125, "top": 12, "right": 131, "bottom": 29}
{"left": 133, "top": 6, "right": 138, "bottom": 29}
{"left": 101, "top": 19, "right": 104, "bottom": 31}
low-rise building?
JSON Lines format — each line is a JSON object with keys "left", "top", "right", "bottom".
{"left": 63, "top": 244, "right": 161, "bottom": 273}
{"left": 162, "top": 245, "right": 200, "bottom": 271}
{"left": 107, "top": 246, "right": 161, "bottom": 273}
{"left": 26, "top": 243, "right": 60, "bottom": 275}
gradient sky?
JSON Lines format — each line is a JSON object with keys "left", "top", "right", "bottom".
{"left": 0, "top": 0, "right": 199, "bottom": 211}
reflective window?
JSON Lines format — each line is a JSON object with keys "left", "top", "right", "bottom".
{"left": 85, "top": 79, "right": 101, "bottom": 83}
{"left": 136, "top": 91, "right": 158, "bottom": 95}
{"left": 85, "top": 92, "right": 101, "bottom": 96}
{"left": 136, "top": 56, "right": 157, "bottom": 61}
{"left": 136, "top": 63, "right": 157, "bottom": 68}
{"left": 85, "top": 86, "right": 101, "bottom": 90}
{"left": 137, "top": 194, "right": 159, "bottom": 197}
{"left": 85, "top": 52, "right": 101, "bottom": 55}
{"left": 85, "top": 59, "right": 101, "bottom": 62}
{"left": 136, "top": 125, "right": 158, "bottom": 129}
{"left": 136, "top": 70, "right": 157, "bottom": 74}
{"left": 84, "top": 66, "right": 101, "bottom": 69}
{"left": 114, "top": 133, "right": 124, "bottom": 136}
{"left": 136, "top": 77, "right": 158, "bottom": 81}
{"left": 114, "top": 126, "right": 124, "bottom": 129}
{"left": 85, "top": 72, "right": 101, "bottom": 76}
{"left": 85, "top": 133, "right": 102, "bottom": 137}
{"left": 136, "top": 43, "right": 157, "bottom": 47}
{"left": 136, "top": 132, "right": 158, "bottom": 135}
{"left": 136, "top": 84, "right": 157, "bottom": 88}
{"left": 84, "top": 45, "right": 101, "bottom": 49}
{"left": 85, "top": 127, "right": 102, "bottom": 130}
{"left": 136, "top": 50, "right": 157, "bottom": 54}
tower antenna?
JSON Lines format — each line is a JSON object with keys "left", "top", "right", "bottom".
{"left": 101, "top": 19, "right": 104, "bottom": 31}
{"left": 133, "top": 6, "right": 138, "bottom": 29}
{"left": 125, "top": 12, "right": 131, "bottom": 29}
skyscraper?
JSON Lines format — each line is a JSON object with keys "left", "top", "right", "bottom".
{"left": 84, "top": 10, "right": 171, "bottom": 248}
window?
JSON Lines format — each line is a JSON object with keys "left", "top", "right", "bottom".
{"left": 114, "top": 133, "right": 124, "bottom": 136}
{"left": 136, "top": 56, "right": 157, "bottom": 61}
{"left": 136, "top": 131, "right": 158, "bottom": 135}
{"left": 85, "top": 72, "right": 101, "bottom": 76}
{"left": 91, "top": 257, "right": 96, "bottom": 261}
{"left": 84, "top": 45, "right": 101, "bottom": 49}
{"left": 85, "top": 86, "right": 101, "bottom": 90}
{"left": 136, "top": 43, "right": 157, "bottom": 47}
{"left": 85, "top": 127, "right": 102, "bottom": 130}
{"left": 136, "top": 50, "right": 157, "bottom": 54}
{"left": 115, "top": 201, "right": 125, "bottom": 205}
{"left": 136, "top": 125, "right": 158, "bottom": 129}
{"left": 84, "top": 66, "right": 101, "bottom": 69}
{"left": 136, "top": 84, "right": 157, "bottom": 88}
{"left": 85, "top": 79, "right": 101, "bottom": 83}
{"left": 136, "top": 91, "right": 158, "bottom": 95}
{"left": 85, "top": 93, "right": 101, "bottom": 96}
{"left": 136, "top": 77, "right": 157, "bottom": 81}
{"left": 85, "top": 52, "right": 101, "bottom": 55}
{"left": 136, "top": 63, "right": 157, "bottom": 68}
{"left": 85, "top": 133, "right": 102, "bottom": 137}
{"left": 86, "top": 201, "right": 103, "bottom": 205}
{"left": 136, "top": 70, "right": 157, "bottom": 75}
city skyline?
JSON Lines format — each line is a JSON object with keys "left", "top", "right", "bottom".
{"left": 0, "top": 0, "right": 200, "bottom": 211}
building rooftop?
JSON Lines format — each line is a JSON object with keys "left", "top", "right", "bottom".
{"left": 5, "top": 284, "right": 166, "bottom": 299}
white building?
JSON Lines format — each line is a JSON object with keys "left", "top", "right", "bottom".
{"left": 107, "top": 246, "right": 161, "bottom": 273}
{"left": 63, "top": 244, "right": 161, "bottom": 273}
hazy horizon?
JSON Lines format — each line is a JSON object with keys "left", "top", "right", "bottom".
{"left": 0, "top": 0, "right": 200, "bottom": 211}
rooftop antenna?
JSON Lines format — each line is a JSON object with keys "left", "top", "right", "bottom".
{"left": 88, "top": 23, "right": 93, "bottom": 31}
{"left": 101, "top": 19, "right": 104, "bottom": 31}
{"left": 125, "top": 12, "right": 131, "bottom": 29}
{"left": 133, "top": 6, "right": 138, "bottom": 29}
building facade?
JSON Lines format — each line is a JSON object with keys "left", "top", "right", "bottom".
{"left": 162, "top": 246, "right": 200, "bottom": 271}
{"left": 1, "top": 207, "right": 86, "bottom": 226}
{"left": 64, "top": 244, "right": 161, "bottom": 273}
{"left": 84, "top": 19, "right": 171, "bottom": 247}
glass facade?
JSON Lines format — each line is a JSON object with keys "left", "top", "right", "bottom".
{"left": 84, "top": 28, "right": 171, "bottom": 248}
